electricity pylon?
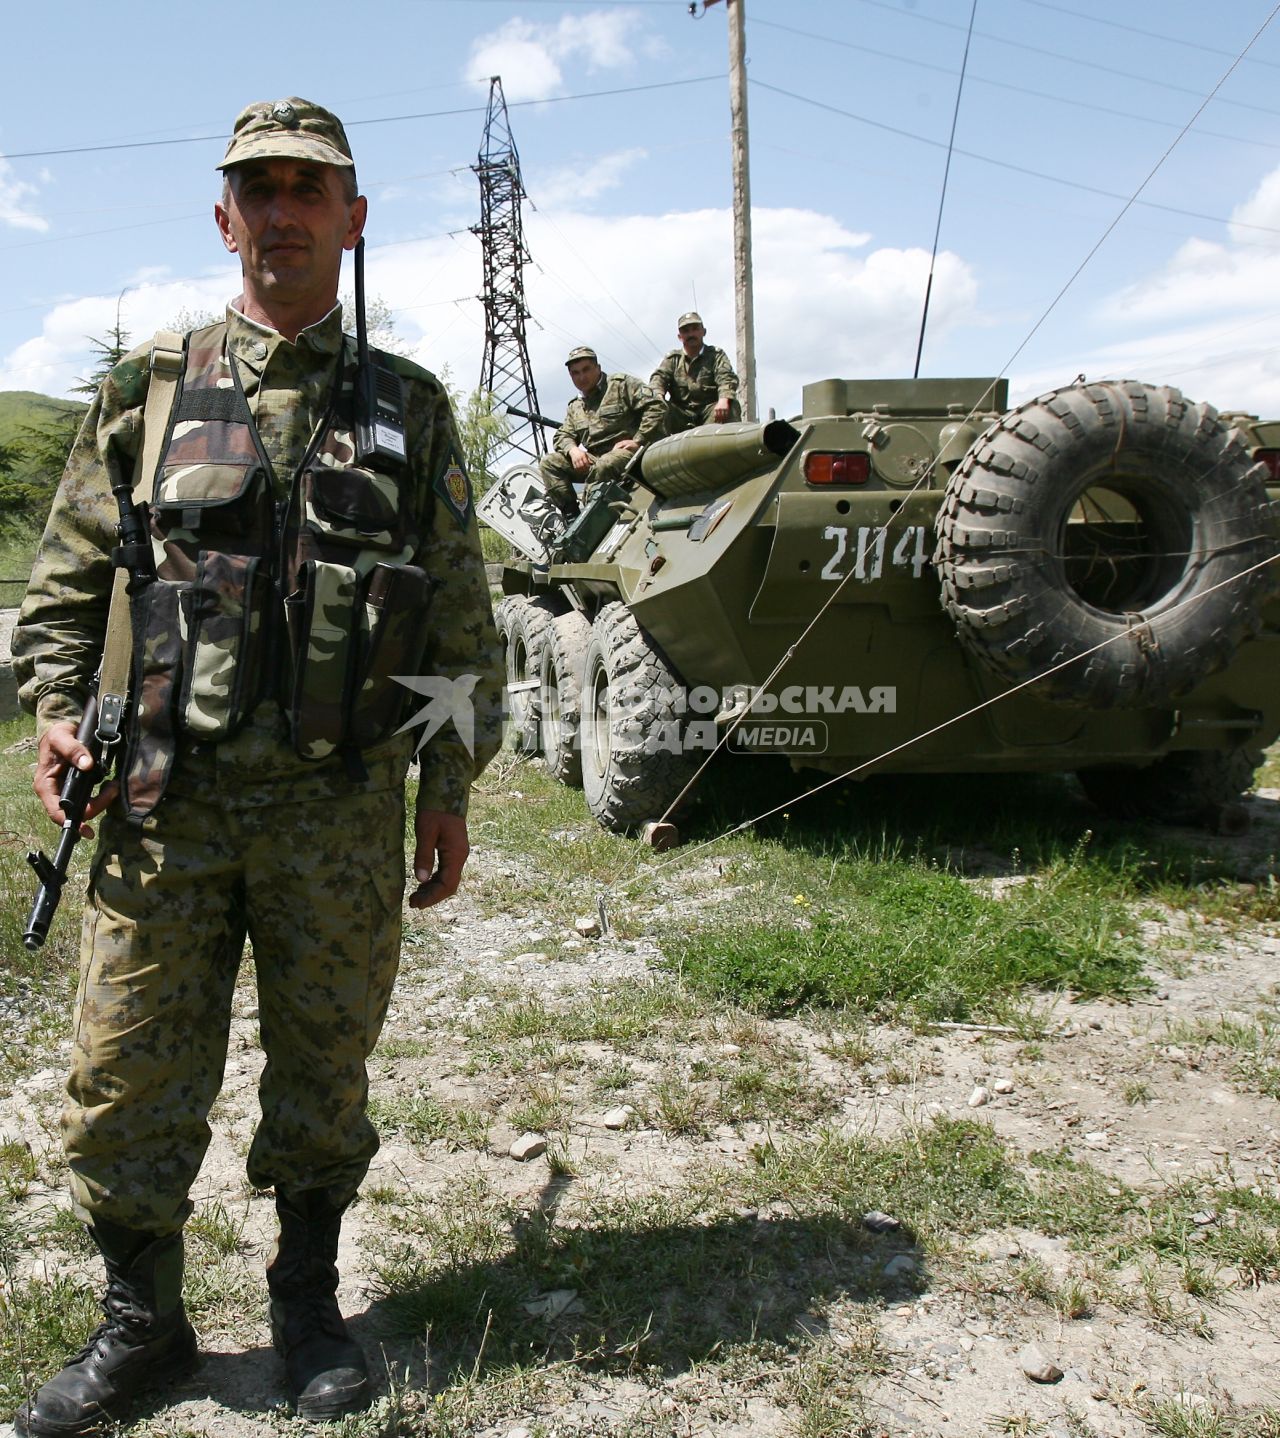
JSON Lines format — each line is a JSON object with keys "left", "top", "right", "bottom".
{"left": 472, "top": 76, "right": 546, "bottom": 459}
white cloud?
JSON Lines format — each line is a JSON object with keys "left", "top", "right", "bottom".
{"left": 0, "top": 205, "right": 980, "bottom": 426}
{"left": 464, "top": 11, "right": 650, "bottom": 103}
{"left": 0, "top": 156, "right": 48, "bottom": 233}
{"left": 0, "top": 269, "right": 238, "bottom": 396}
{"left": 1008, "top": 163, "right": 1280, "bottom": 415}
{"left": 489, "top": 205, "right": 974, "bottom": 420}
{"left": 530, "top": 147, "right": 647, "bottom": 210}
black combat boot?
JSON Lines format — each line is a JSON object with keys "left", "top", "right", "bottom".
{"left": 266, "top": 1189, "right": 370, "bottom": 1421}
{"left": 15, "top": 1221, "right": 198, "bottom": 1437}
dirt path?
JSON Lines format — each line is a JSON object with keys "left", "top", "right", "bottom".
{"left": 3, "top": 787, "right": 1280, "bottom": 1436}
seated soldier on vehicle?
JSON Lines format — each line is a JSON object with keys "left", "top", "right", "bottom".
{"left": 539, "top": 346, "right": 666, "bottom": 517}
{"left": 649, "top": 312, "right": 740, "bottom": 434}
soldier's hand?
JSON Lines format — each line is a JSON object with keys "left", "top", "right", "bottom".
{"left": 714, "top": 397, "right": 731, "bottom": 422}
{"left": 410, "top": 808, "right": 471, "bottom": 908}
{"left": 35, "top": 721, "right": 119, "bottom": 836}
{"left": 570, "top": 444, "right": 592, "bottom": 474}
{"left": 612, "top": 438, "right": 640, "bottom": 454}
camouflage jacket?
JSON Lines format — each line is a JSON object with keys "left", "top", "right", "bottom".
{"left": 649, "top": 344, "right": 739, "bottom": 426}
{"left": 12, "top": 305, "right": 503, "bottom": 818}
{"left": 552, "top": 372, "right": 665, "bottom": 458}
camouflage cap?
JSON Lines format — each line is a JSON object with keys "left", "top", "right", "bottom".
{"left": 677, "top": 311, "right": 704, "bottom": 329}
{"left": 218, "top": 97, "right": 355, "bottom": 171}
{"left": 565, "top": 346, "right": 598, "bottom": 365}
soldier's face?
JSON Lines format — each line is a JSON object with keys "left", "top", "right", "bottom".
{"left": 679, "top": 324, "right": 705, "bottom": 356}
{"left": 216, "top": 159, "right": 366, "bottom": 317}
{"left": 567, "top": 358, "right": 602, "bottom": 394}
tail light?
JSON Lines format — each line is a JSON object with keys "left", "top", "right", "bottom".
{"left": 804, "top": 451, "right": 870, "bottom": 486}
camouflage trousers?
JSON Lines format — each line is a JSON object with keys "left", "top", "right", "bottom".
{"left": 665, "top": 398, "right": 742, "bottom": 435}
{"left": 538, "top": 446, "right": 636, "bottom": 515}
{"left": 64, "top": 749, "right": 407, "bottom": 1235}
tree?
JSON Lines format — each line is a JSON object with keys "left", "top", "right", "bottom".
{"left": 3, "top": 307, "right": 131, "bottom": 536}
{"left": 437, "top": 366, "right": 509, "bottom": 496}
{"left": 72, "top": 298, "right": 131, "bottom": 396}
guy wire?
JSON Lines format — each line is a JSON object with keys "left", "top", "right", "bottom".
{"left": 913, "top": 0, "right": 979, "bottom": 380}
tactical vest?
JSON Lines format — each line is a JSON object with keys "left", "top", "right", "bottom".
{"left": 121, "top": 321, "right": 434, "bottom": 822}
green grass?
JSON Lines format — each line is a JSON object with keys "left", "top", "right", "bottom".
{"left": 1162, "top": 1012, "right": 1280, "bottom": 1100}
{"left": 0, "top": 714, "right": 81, "bottom": 1081}
{"left": 664, "top": 842, "right": 1147, "bottom": 1020}
{"left": 0, "top": 1272, "right": 99, "bottom": 1414}
{"left": 1143, "top": 1399, "right": 1280, "bottom": 1437}
{"left": 460, "top": 979, "right": 703, "bottom": 1050}
{"left": 363, "top": 1113, "right": 1272, "bottom": 1390}
{"left": 368, "top": 1091, "right": 492, "bottom": 1151}
{"left": 0, "top": 523, "right": 41, "bottom": 590}
{"left": 367, "top": 1168, "right": 882, "bottom": 1377}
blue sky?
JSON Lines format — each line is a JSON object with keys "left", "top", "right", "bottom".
{"left": 3, "top": 0, "right": 1280, "bottom": 423}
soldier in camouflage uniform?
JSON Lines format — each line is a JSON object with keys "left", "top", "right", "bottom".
{"left": 10, "top": 98, "right": 503, "bottom": 1434}
{"left": 538, "top": 346, "right": 665, "bottom": 517}
{"left": 649, "top": 311, "right": 740, "bottom": 433}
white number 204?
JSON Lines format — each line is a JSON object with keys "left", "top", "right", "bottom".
{"left": 820, "top": 524, "right": 928, "bottom": 582}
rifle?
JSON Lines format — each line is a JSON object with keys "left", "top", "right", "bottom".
{"left": 24, "top": 700, "right": 104, "bottom": 951}
{"left": 23, "top": 434, "right": 157, "bottom": 950}
{"left": 504, "top": 404, "right": 561, "bottom": 431}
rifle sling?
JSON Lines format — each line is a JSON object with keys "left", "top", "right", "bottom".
{"left": 94, "top": 330, "right": 185, "bottom": 748}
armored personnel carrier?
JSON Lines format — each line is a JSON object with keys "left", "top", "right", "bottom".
{"left": 480, "top": 378, "right": 1280, "bottom": 836}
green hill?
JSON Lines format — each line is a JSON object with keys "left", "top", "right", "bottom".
{"left": 0, "top": 390, "right": 86, "bottom": 450}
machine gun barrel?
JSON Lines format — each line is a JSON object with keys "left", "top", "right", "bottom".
{"left": 504, "top": 404, "right": 561, "bottom": 431}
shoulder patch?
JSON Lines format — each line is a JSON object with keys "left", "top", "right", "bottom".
{"left": 434, "top": 447, "right": 474, "bottom": 531}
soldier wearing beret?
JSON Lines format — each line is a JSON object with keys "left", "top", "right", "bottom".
{"left": 538, "top": 346, "right": 666, "bottom": 517}
{"left": 11, "top": 97, "right": 503, "bottom": 1432}
{"left": 649, "top": 312, "right": 740, "bottom": 433}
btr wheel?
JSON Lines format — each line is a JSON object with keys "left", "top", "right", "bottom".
{"left": 495, "top": 595, "right": 559, "bottom": 756}
{"left": 539, "top": 609, "right": 592, "bottom": 786}
{"left": 580, "top": 602, "right": 696, "bottom": 832}
{"left": 1077, "top": 748, "right": 1261, "bottom": 826}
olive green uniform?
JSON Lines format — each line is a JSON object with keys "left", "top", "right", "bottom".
{"left": 12, "top": 305, "right": 504, "bottom": 1235}
{"left": 539, "top": 372, "right": 665, "bottom": 512}
{"left": 649, "top": 344, "right": 740, "bottom": 433}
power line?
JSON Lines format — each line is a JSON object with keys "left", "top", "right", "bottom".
{"left": 1012, "top": 0, "right": 1280, "bottom": 72}
{"left": 524, "top": 196, "right": 661, "bottom": 360}
{"left": 750, "top": 78, "right": 1280, "bottom": 237}
{"left": 986, "top": 0, "right": 1280, "bottom": 387}
{"left": 836, "top": 0, "right": 1280, "bottom": 119}
{"left": 1, "top": 76, "right": 722, "bottom": 164}
{"left": 751, "top": 16, "right": 1280, "bottom": 152}
{"left": 0, "top": 212, "right": 208, "bottom": 254}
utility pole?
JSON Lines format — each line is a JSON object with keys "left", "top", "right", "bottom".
{"left": 472, "top": 76, "right": 546, "bottom": 460}
{"left": 727, "top": 0, "right": 757, "bottom": 420}
{"left": 703, "top": 0, "right": 757, "bottom": 420}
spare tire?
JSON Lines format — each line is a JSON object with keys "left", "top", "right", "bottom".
{"left": 934, "top": 380, "right": 1278, "bottom": 708}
